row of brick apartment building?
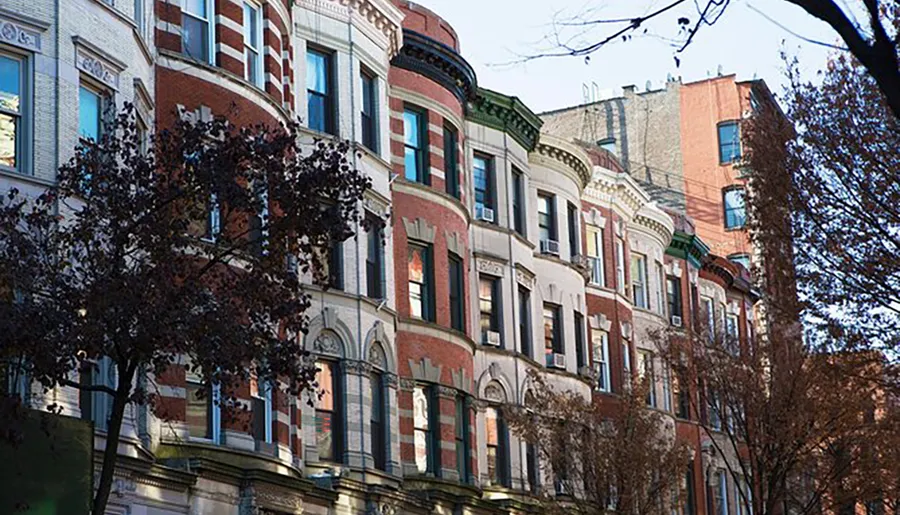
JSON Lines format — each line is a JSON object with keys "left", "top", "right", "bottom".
{"left": 0, "top": 0, "right": 774, "bottom": 513}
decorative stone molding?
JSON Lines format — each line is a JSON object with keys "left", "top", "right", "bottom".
{"left": 0, "top": 10, "right": 47, "bottom": 53}
{"left": 545, "top": 282, "right": 563, "bottom": 305}
{"left": 451, "top": 368, "right": 470, "bottom": 393}
{"left": 383, "top": 373, "right": 399, "bottom": 388}
{"left": 437, "top": 385, "right": 458, "bottom": 398}
{"left": 364, "top": 196, "right": 391, "bottom": 219}
{"left": 445, "top": 230, "right": 464, "bottom": 257}
{"left": 296, "top": 0, "right": 404, "bottom": 58}
{"left": 514, "top": 264, "right": 535, "bottom": 289}
{"left": 468, "top": 87, "right": 543, "bottom": 151}
{"left": 620, "top": 321, "right": 633, "bottom": 340}
{"left": 342, "top": 359, "right": 372, "bottom": 375}
{"left": 178, "top": 104, "right": 214, "bottom": 124}
{"left": 532, "top": 134, "right": 592, "bottom": 188}
{"left": 368, "top": 342, "right": 387, "bottom": 370}
{"left": 314, "top": 331, "right": 343, "bottom": 357}
{"left": 391, "top": 29, "right": 477, "bottom": 104}
{"left": 408, "top": 357, "right": 442, "bottom": 383}
{"left": 666, "top": 261, "right": 683, "bottom": 278}
{"left": 403, "top": 217, "right": 435, "bottom": 243}
{"left": 727, "top": 301, "right": 740, "bottom": 315}
{"left": 398, "top": 377, "right": 417, "bottom": 391}
{"left": 590, "top": 313, "right": 612, "bottom": 332}
{"left": 73, "top": 36, "right": 126, "bottom": 90}
{"left": 483, "top": 382, "right": 505, "bottom": 402}
{"left": 583, "top": 207, "right": 607, "bottom": 228}
{"left": 475, "top": 257, "right": 505, "bottom": 277}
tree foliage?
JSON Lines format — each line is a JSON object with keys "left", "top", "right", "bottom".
{"left": 0, "top": 105, "right": 371, "bottom": 513}
{"left": 505, "top": 371, "right": 691, "bottom": 515}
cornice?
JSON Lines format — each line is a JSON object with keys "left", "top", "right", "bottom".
{"left": 391, "top": 29, "right": 477, "bottom": 105}
{"left": 666, "top": 230, "right": 710, "bottom": 269}
{"left": 296, "top": 0, "right": 404, "bottom": 58}
{"left": 582, "top": 166, "right": 650, "bottom": 217}
{"left": 531, "top": 134, "right": 593, "bottom": 189}
{"left": 632, "top": 202, "right": 674, "bottom": 247}
{"left": 468, "top": 88, "right": 543, "bottom": 151}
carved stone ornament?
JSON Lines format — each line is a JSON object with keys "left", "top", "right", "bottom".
{"left": 591, "top": 313, "right": 612, "bottom": 332}
{"left": 313, "top": 331, "right": 342, "bottom": 357}
{"left": 583, "top": 207, "right": 607, "bottom": 228}
{"left": 398, "top": 377, "right": 417, "bottom": 391}
{"left": 484, "top": 383, "right": 505, "bottom": 402}
{"left": 383, "top": 373, "right": 399, "bottom": 388}
{"left": 368, "top": 343, "right": 387, "bottom": 369}
{"left": 515, "top": 267, "right": 535, "bottom": 289}
{"left": 366, "top": 500, "right": 399, "bottom": 515}
{"left": 476, "top": 257, "right": 505, "bottom": 277}
{"left": 342, "top": 360, "right": 371, "bottom": 375}
{"left": 445, "top": 230, "right": 465, "bottom": 257}
{"left": 403, "top": 217, "right": 435, "bottom": 243}
{"left": 0, "top": 17, "right": 42, "bottom": 52}
{"left": 437, "top": 385, "right": 458, "bottom": 398}
{"left": 620, "top": 321, "right": 633, "bottom": 340}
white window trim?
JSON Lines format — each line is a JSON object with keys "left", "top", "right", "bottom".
{"left": 593, "top": 330, "right": 610, "bottom": 392}
{"left": 186, "top": 380, "right": 222, "bottom": 444}
{"left": 183, "top": 0, "right": 216, "bottom": 65}
{"left": 615, "top": 240, "right": 625, "bottom": 294}
{"left": 587, "top": 227, "right": 605, "bottom": 287}
{"left": 0, "top": 47, "right": 31, "bottom": 176}
{"left": 243, "top": 1, "right": 264, "bottom": 87}
{"left": 631, "top": 253, "right": 648, "bottom": 309}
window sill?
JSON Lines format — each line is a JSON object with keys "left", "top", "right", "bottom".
{"left": 0, "top": 167, "right": 54, "bottom": 187}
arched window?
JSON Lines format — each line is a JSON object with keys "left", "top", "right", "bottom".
{"left": 369, "top": 342, "right": 388, "bottom": 471}
{"left": 484, "top": 381, "right": 510, "bottom": 487}
{"left": 315, "top": 359, "right": 342, "bottom": 461}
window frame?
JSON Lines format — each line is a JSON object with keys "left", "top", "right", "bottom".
{"left": 78, "top": 82, "right": 105, "bottom": 143}
{"left": 537, "top": 193, "right": 557, "bottom": 242}
{"left": 473, "top": 153, "right": 495, "bottom": 220}
{"left": 567, "top": 202, "right": 579, "bottom": 259}
{"left": 485, "top": 405, "right": 510, "bottom": 487}
{"left": 403, "top": 105, "right": 428, "bottom": 184}
{"left": 448, "top": 253, "right": 465, "bottom": 331}
{"left": 615, "top": 239, "right": 626, "bottom": 294}
{"left": 667, "top": 276, "right": 683, "bottom": 319}
{"left": 413, "top": 385, "right": 439, "bottom": 474}
{"left": 518, "top": 286, "right": 532, "bottom": 358}
{"left": 479, "top": 274, "right": 502, "bottom": 345}
{"left": 360, "top": 67, "right": 379, "bottom": 153}
{"left": 631, "top": 253, "right": 648, "bottom": 309}
{"left": 443, "top": 124, "right": 459, "bottom": 198}
{"left": 185, "top": 378, "right": 222, "bottom": 443}
{"left": 716, "top": 469, "right": 729, "bottom": 515}
{"left": 511, "top": 167, "right": 526, "bottom": 236}
{"left": 574, "top": 311, "right": 586, "bottom": 369}
{"left": 315, "top": 359, "right": 343, "bottom": 462}
{"left": 593, "top": 330, "right": 611, "bottom": 392}
{"left": 586, "top": 227, "right": 605, "bottom": 286}
{"left": 366, "top": 215, "right": 385, "bottom": 299}
{"left": 639, "top": 351, "right": 656, "bottom": 407}
{"left": 250, "top": 373, "right": 273, "bottom": 445}
{"left": 242, "top": 1, "right": 263, "bottom": 87}
{"left": 455, "top": 395, "right": 470, "bottom": 482}
{"left": 370, "top": 370, "right": 387, "bottom": 471}
{"left": 723, "top": 187, "right": 747, "bottom": 229}
{"left": 0, "top": 48, "right": 31, "bottom": 175}
{"left": 717, "top": 120, "right": 742, "bottom": 164}
{"left": 182, "top": 0, "right": 216, "bottom": 64}
{"left": 306, "top": 47, "right": 336, "bottom": 135}
{"left": 408, "top": 243, "right": 435, "bottom": 322}
{"left": 543, "top": 303, "right": 563, "bottom": 356}
{"left": 328, "top": 238, "right": 344, "bottom": 291}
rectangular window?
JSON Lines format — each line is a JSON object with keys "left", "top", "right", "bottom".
{"left": 186, "top": 376, "right": 221, "bottom": 442}
{"left": 413, "top": 386, "right": 436, "bottom": 474}
{"left": 684, "top": 467, "right": 696, "bottom": 515}
{"left": 0, "top": 51, "right": 27, "bottom": 174}
{"left": 243, "top": 2, "right": 262, "bottom": 86}
{"left": 444, "top": 125, "right": 459, "bottom": 198}
{"left": 724, "top": 188, "right": 747, "bottom": 229}
{"left": 586, "top": 227, "right": 605, "bottom": 286}
{"left": 512, "top": 168, "right": 525, "bottom": 236}
{"left": 718, "top": 121, "right": 741, "bottom": 164}
{"left": 366, "top": 216, "right": 384, "bottom": 299}
{"left": 662, "top": 366, "right": 672, "bottom": 412}
{"left": 593, "top": 330, "right": 610, "bottom": 392}
{"left": 622, "top": 341, "right": 631, "bottom": 378}
{"left": 631, "top": 254, "right": 648, "bottom": 309}
{"left": 726, "top": 313, "right": 740, "bottom": 354}
{"left": 134, "top": 0, "right": 146, "bottom": 38}
{"left": 567, "top": 202, "right": 579, "bottom": 259}
{"left": 538, "top": 193, "right": 557, "bottom": 244}
{"left": 639, "top": 351, "right": 656, "bottom": 407}
{"left": 78, "top": 85, "right": 103, "bottom": 142}
{"left": 667, "top": 276, "right": 683, "bottom": 319}
{"left": 519, "top": 286, "right": 532, "bottom": 358}
{"left": 182, "top": 0, "right": 213, "bottom": 63}
{"left": 250, "top": 374, "right": 272, "bottom": 444}
{"left": 716, "top": 469, "right": 729, "bottom": 515}
{"left": 574, "top": 311, "right": 585, "bottom": 369}
{"left": 408, "top": 244, "right": 434, "bottom": 322}
{"left": 79, "top": 357, "right": 117, "bottom": 431}
{"left": 316, "top": 361, "right": 342, "bottom": 461}
{"left": 449, "top": 254, "right": 465, "bottom": 331}
{"left": 307, "top": 48, "right": 335, "bottom": 135}
{"left": 526, "top": 443, "right": 539, "bottom": 492}
{"left": 675, "top": 372, "right": 690, "bottom": 419}
{"left": 656, "top": 262, "right": 666, "bottom": 314}
{"left": 403, "top": 107, "right": 428, "bottom": 183}
{"left": 479, "top": 275, "right": 502, "bottom": 346}
{"left": 543, "top": 303, "right": 563, "bottom": 357}
{"left": 702, "top": 297, "right": 716, "bottom": 341}
{"left": 473, "top": 154, "right": 494, "bottom": 221}
{"left": 360, "top": 70, "right": 378, "bottom": 152}
{"left": 615, "top": 240, "right": 626, "bottom": 294}
{"left": 708, "top": 390, "right": 722, "bottom": 431}
{"left": 371, "top": 372, "right": 386, "bottom": 471}
{"left": 455, "top": 396, "right": 469, "bottom": 482}
{"left": 486, "top": 406, "right": 509, "bottom": 486}
{"left": 329, "top": 239, "right": 344, "bottom": 290}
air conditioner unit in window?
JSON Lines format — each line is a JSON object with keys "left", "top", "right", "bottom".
{"left": 545, "top": 352, "right": 566, "bottom": 369}
{"left": 670, "top": 315, "right": 683, "bottom": 327}
{"left": 483, "top": 330, "right": 501, "bottom": 346}
{"left": 475, "top": 205, "right": 495, "bottom": 223}
{"left": 540, "top": 239, "right": 560, "bottom": 256}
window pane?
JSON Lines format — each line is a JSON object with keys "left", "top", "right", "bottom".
{"left": 185, "top": 0, "right": 207, "bottom": 16}
{"left": 403, "top": 110, "right": 419, "bottom": 147}
{"left": 404, "top": 147, "right": 418, "bottom": 181}
{"left": 79, "top": 87, "right": 101, "bottom": 141}
{"left": 316, "top": 362, "right": 334, "bottom": 411}
{"left": 413, "top": 387, "right": 429, "bottom": 473}
{"left": 185, "top": 383, "right": 209, "bottom": 438}
{"left": 408, "top": 247, "right": 424, "bottom": 283}
{"left": 316, "top": 411, "right": 334, "bottom": 459}
{"left": 473, "top": 156, "right": 489, "bottom": 208}
{"left": 0, "top": 56, "right": 21, "bottom": 112}
{"left": 0, "top": 114, "right": 16, "bottom": 169}
{"left": 243, "top": 3, "right": 258, "bottom": 43}
{"left": 308, "top": 94, "right": 326, "bottom": 133}
{"left": 181, "top": 15, "right": 209, "bottom": 61}
{"left": 306, "top": 51, "right": 328, "bottom": 94}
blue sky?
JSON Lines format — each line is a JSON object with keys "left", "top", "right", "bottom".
{"left": 418, "top": 0, "right": 842, "bottom": 112}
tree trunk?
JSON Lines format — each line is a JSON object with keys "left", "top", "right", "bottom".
{"left": 91, "top": 363, "right": 135, "bottom": 515}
